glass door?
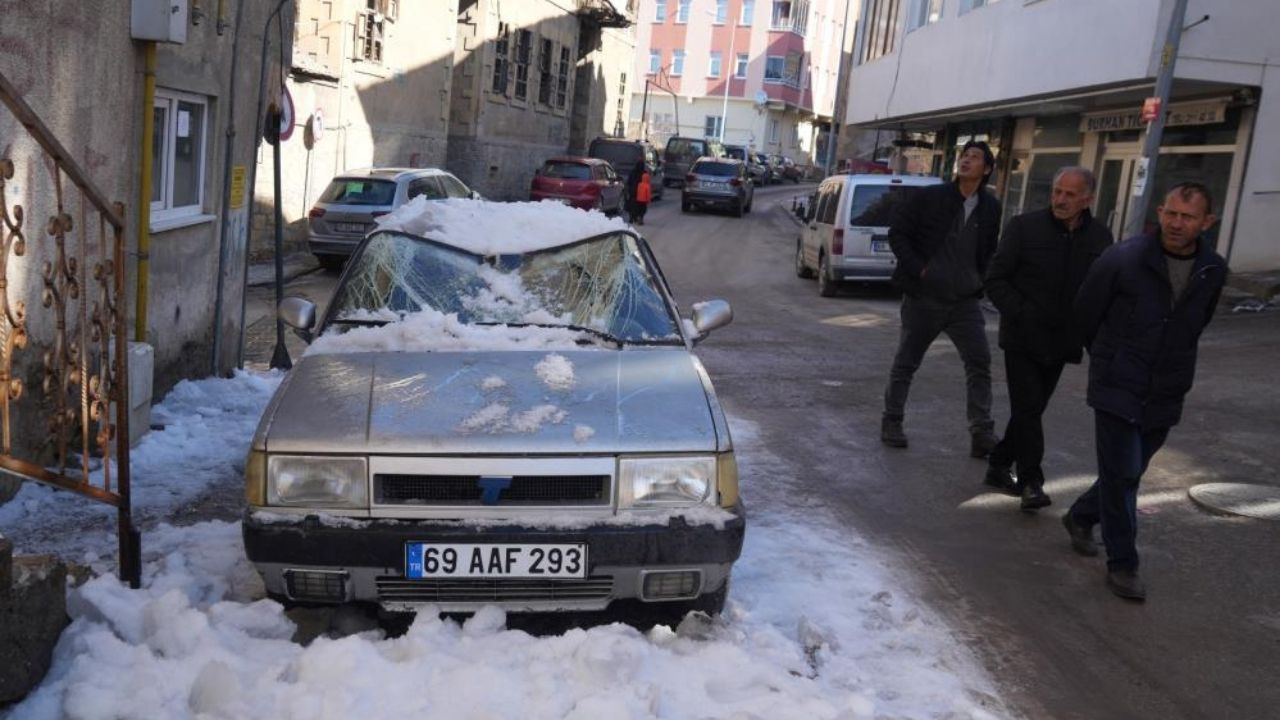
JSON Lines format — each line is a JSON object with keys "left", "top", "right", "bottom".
{"left": 1095, "top": 157, "right": 1136, "bottom": 239}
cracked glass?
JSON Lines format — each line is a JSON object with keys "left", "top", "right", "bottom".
{"left": 328, "top": 231, "right": 682, "bottom": 343}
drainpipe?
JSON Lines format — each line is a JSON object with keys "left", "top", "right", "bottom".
{"left": 135, "top": 41, "right": 157, "bottom": 343}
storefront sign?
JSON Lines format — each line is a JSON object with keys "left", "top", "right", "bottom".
{"left": 1141, "top": 97, "right": 1162, "bottom": 123}
{"left": 1080, "top": 99, "right": 1227, "bottom": 133}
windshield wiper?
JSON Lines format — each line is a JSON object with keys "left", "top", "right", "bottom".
{"left": 329, "top": 317, "right": 392, "bottom": 327}
{"left": 473, "top": 321, "right": 624, "bottom": 348}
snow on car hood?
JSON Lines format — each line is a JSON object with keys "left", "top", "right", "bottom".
{"left": 261, "top": 350, "right": 720, "bottom": 455}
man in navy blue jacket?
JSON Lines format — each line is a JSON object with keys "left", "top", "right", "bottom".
{"left": 1062, "top": 182, "right": 1227, "bottom": 601}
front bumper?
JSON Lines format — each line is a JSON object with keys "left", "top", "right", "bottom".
{"left": 243, "top": 505, "right": 746, "bottom": 612}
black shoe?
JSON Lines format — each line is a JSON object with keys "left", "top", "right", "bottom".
{"left": 970, "top": 429, "right": 998, "bottom": 459}
{"left": 983, "top": 464, "right": 1020, "bottom": 496}
{"left": 1061, "top": 512, "right": 1099, "bottom": 557}
{"left": 1106, "top": 569, "right": 1147, "bottom": 602}
{"left": 1020, "top": 483, "right": 1052, "bottom": 511}
{"left": 881, "top": 418, "right": 908, "bottom": 448}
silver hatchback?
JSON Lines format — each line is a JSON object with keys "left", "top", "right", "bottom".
{"left": 307, "top": 168, "right": 476, "bottom": 271}
{"left": 681, "top": 158, "right": 754, "bottom": 217}
{"left": 246, "top": 212, "right": 744, "bottom": 621}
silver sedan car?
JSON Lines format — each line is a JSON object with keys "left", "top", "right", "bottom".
{"left": 244, "top": 223, "right": 743, "bottom": 621}
{"left": 306, "top": 168, "right": 476, "bottom": 271}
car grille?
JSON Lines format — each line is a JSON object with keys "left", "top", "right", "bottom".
{"left": 374, "top": 474, "right": 610, "bottom": 506}
{"left": 376, "top": 576, "right": 614, "bottom": 604}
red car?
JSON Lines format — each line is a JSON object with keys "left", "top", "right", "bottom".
{"left": 530, "top": 157, "right": 626, "bottom": 215}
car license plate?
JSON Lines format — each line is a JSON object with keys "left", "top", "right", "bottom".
{"left": 405, "top": 543, "right": 587, "bottom": 579}
{"left": 871, "top": 239, "right": 891, "bottom": 253}
{"left": 334, "top": 222, "right": 367, "bottom": 234}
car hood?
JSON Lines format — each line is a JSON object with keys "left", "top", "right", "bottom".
{"left": 261, "top": 350, "right": 720, "bottom": 455}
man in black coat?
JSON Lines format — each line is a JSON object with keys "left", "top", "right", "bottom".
{"left": 1061, "top": 182, "right": 1227, "bottom": 601}
{"left": 984, "top": 167, "right": 1113, "bottom": 510}
{"left": 882, "top": 141, "right": 1001, "bottom": 458}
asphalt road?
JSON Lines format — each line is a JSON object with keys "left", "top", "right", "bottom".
{"left": 247, "top": 185, "right": 1280, "bottom": 718}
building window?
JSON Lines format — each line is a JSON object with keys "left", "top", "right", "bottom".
{"left": 649, "top": 49, "right": 661, "bottom": 74}
{"left": 764, "top": 55, "right": 785, "bottom": 81}
{"left": 655, "top": 1, "right": 667, "bottom": 22}
{"left": 741, "top": 0, "right": 755, "bottom": 24}
{"left": 676, "top": 0, "right": 691, "bottom": 23}
{"left": 708, "top": 52, "right": 722, "bottom": 78}
{"left": 715, "top": 0, "right": 728, "bottom": 23}
{"left": 771, "top": 0, "right": 809, "bottom": 34}
{"left": 672, "top": 49, "right": 685, "bottom": 76}
{"left": 735, "top": 52, "right": 749, "bottom": 78}
{"left": 909, "top": 0, "right": 943, "bottom": 29}
{"left": 513, "top": 30, "right": 532, "bottom": 100}
{"left": 555, "top": 45, "right": 570, "bottom": 108}
{"left": 705, "top": 115, "right": 724, "bottom": 138}
{"left": 538, "top": 38, "right": 554, "bottom": 105}
{"left": 356, "top": 4, "right": 385, "bottom": 63}
{"left": 492, "top": 24, "right": 510, "bottom": 94}
{"left": 860, "top": 0, "right": 902, "bottom": 63}
{"left": 151, "top": 89, "right": 207, "bottom": 223}
{"left": 959, "top": 0, "right": 996, "bottom": 13}
{"left": 768, "top": 117, "right": 780, "bottom": 143}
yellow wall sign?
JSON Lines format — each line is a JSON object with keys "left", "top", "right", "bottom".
{"left": 230, "top": 165, "right": 247, "bottom": 209}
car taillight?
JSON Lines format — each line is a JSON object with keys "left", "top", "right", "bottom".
{"left": 307, "top": 207, "right": 325, "bottom": 218}
{"left": 730, "top": 178, "right": 742, "bottom": 187}
{"left": 370, "top": 211, "right": 389, "bottom": 218}
{"left": 832, "top": 228, "right": 844, "bottom": 255}
{"left": 686, "top": 173, "right": 696, "bottom": 183}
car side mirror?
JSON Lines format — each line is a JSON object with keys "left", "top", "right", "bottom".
{"left": 470, "top": 191, "right": 482, "bottom": 200}
{"left": 689, "top": 299, "right": 733, "bottom": 342}
{"left": 279, "top": 296, "right": 316, "bottom": 343}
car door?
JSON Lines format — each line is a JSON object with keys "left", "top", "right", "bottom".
{"left": 438, "top": 173, "right": 475, "bottom": 199}
{"left": 802, "top": 183, "right": 831, "bottom": 268}
{"left": 406, "top": 177, "right": 446, "bottom": 203}
{"left": 598, "top": 164, "right": 623, "bottom": 211}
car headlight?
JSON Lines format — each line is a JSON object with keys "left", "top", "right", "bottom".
{"left": 619, "top": 456, "right": 715, "bottom": 508}
{"left": 267, "top": 455, "right": 368, "bottom": 508}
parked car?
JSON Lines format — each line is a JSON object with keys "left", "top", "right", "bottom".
{"left": 795, "top": 173, "right": 944, "bottom": 296}
{"left": 769, "top": 155, "right": 803, "bottom": 184}
{"left": 752, "top": 152, "right": 779, "bottom": 185}
{"left": 307, "top": 168, "right": 476, "bottom": 271}
{"left": 663, "top": 136, "right": 725, "bottom": 187}
{"left": 587, "top": 137, "right": 665, "bottom": 200}
{"left": 245, "top": 203, "right": 744, "bottom": 621}
{"left": 529, "top": 156, "right": 625, "bottom": 215}
{"left": 725, "top": 145, "right": 770, "bottom": 185}
{"left": 681, "top": 158, "right": 754, "bottom": 217}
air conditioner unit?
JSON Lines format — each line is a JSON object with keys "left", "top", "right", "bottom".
{"left": 132, "top": 0, "right": 189, "bottom": 44}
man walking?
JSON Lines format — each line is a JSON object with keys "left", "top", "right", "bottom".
{"left": 1062, "top": 182, "right": 1226, "bottom": 601}
{"left": 882, "top": 141, "right": 1001, "bottom": 457}
{"left": 984, "top": 167, "right": 1113, "bottom": 510}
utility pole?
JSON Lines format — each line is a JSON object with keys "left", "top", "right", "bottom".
{"left": 824, "top": 0, "right": 854, "bottom": 175}
{"left": 1125, "top": 0, "right": 1190, "bottom": 239}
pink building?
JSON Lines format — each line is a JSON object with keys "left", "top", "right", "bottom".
{"left": 631, "top": 0, "right": 853, "bottom": 167}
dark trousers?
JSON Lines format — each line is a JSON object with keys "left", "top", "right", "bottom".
{"left": 988, "top": 349, "right": 1065, "bottom": 485}
{"left": 1068, "top": 410, "right": 1169, "bottom": 572}
{"left": 883, "top": 295, "right": 993, "bottom": 432}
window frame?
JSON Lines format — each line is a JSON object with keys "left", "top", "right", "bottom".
{"left": 908, "top": 0, "right": 944, "bottom": 30}
{"left": 708, "top": 51, "right": 722, "bottom": 78}
{"left": 654, "top": 1, "right": 667, "bottom": 22}
{"left": 671, "top": 49, "right": 685, "bottom": 76}
{"left": 355, "top": 4, "right": 385, "bottom": 64}
{"left": 513, "top": 30, "right": 533, "bottom": 101}
{"left": 764, "top": 55, "right": 786, "bottom": 82}
{"left": 150, "top": 88, "right": 208, "bottom": 225}
{"left": 649, "top": 49, "right": 661, "bottom": 74}
{"left": 704, "top": 115, "right": 724, "bottom": 138}
{"left": 714, "top": 0, "right": 728, "bottom": 24}
{"left": 555, "top": 45, "right": 570, "bottom": 109}
{"left": 492, "top": 24, "right": 510, "bottom": 95}
{"left": 676, "top": 0, "right": 691, "bottom": 23}
{"left": 741, "top": 0, "right": 755, "bottom": 24}
{"left": 735, "top": 52, "right": 749, "bottom": 78}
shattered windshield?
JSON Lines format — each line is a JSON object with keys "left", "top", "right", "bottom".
{"left": 327, "top": 230, "right": 682, "bottom": 344}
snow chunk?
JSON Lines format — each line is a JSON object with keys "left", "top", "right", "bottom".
{"left": 459, "top": 403, "right": 568, "bottom": 434}
{"left": 510, "top": 404, "right": 568, "bottom": 432}
{"left": 534, "top": 353, "right": 575, "bottom": 391}
{"left": 375, "top": 197, "right": 628, "bottom": 255}
{"left": 480, "top": 376, "right": 507, "bottom": 391}
{"left": 307, "top": 307, "right": 593, "bottom": 356}
{"left": 573, "top": 424, "right": 596, "bottom": 443}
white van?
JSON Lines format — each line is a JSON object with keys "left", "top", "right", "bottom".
{"left": 795, "top": 174, "right": 943, "bottom": 296}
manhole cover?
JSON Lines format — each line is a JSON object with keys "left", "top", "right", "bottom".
{"left": 1188, "top": 483, "right": 1280, "bottom": 521}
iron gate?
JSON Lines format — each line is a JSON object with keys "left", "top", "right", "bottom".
{"left": 0, "top": 70, "right": 138, "bottom": 587}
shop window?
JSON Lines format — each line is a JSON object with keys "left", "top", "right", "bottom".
{"left": 1161, "top": 106, "right": 1242, "bottom": 147}
{"left": 1140, "top": 153, "right": 1233, "bottom": 244}
{"left": 1032, "top": 115, "right": 1083, "bottom": 149}
{"left": 151, "top": 90, "right": 207, "bottom": 225}
{"left": 1004, "top": 152, "right": 1078, "bottom": 223}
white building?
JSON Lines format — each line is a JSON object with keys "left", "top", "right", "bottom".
{"left": 842, "top": 0, "right": 1280, "bottom": 272}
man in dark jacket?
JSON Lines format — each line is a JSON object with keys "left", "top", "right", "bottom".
{"left": 984, "top": 167, "right": 1113, "bottom": 510}
{"left": 1062, "top": 182, "right": 1226, "bottom": 601}
{"left": 882, "top": 141, "right": 1001, "bottom": 458}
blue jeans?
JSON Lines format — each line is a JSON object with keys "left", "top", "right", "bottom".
{"left": 1068, "top": 410, "right": 1169, "bottom": 572}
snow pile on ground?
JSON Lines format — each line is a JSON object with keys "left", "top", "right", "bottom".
{"left": 1, "top": 373, "right": 1008, "bottom": 719}
{"left": 376, "top": 198, "right": 628, "bottom": 255}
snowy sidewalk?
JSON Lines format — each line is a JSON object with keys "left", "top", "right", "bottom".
{"left": 0, "top": 372, "right": 1010, "bottom": 720}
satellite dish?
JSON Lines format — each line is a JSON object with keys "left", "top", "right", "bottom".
{"left": 754, "top": 90, "right": 768, "bottom": 107}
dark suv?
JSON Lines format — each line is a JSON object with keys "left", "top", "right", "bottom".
{"left": 663, "top": 137, "right": 725, "bottom": 187}
{"left": 587, "top": 137, "right": 665, "bottom": 200}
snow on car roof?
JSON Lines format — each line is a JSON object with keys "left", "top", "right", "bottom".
{"left": 375, "top": 197, "right": 629, "bottom": 255}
